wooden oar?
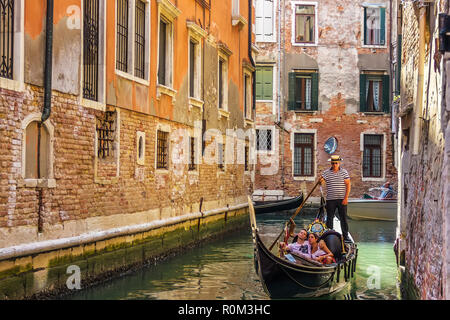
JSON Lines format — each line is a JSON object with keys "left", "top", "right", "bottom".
{"left": 268, "top": 179, "right": 322, "bottom": 251}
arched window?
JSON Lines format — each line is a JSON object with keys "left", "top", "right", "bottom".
{"left": 25, "top": 121, "right": 50, "bottom": 179}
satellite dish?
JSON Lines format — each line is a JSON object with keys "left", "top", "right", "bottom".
{"left": 324, "top": 137, "right": 338, "bottom": 154}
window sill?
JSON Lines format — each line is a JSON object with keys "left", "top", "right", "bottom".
{"left": 362, "top": 111, "right": 387, "bottom": 115}
{"left": 81, "top": 98, "right": 106, "bottom": 112}
{"left": 155, "top": 168, "right": 169, "bottom": 174}
{"left": 0, "top": 77, "right": 25, "bottom": 93}
{"left": 361, "top": 177, "right": 385, "bottom": 182}
{"left": 293, "top": 110, "right": 317, "bottom": 113}
{"left": 157, "top": 84, "right": 177, "bottom": 101}
{"left": 293, "top": 176, "right": 316, "bottom": 181}
{"left": 257, "top": 149, "right": 275, "bottom": 156}
{"left": 189, "top": 97, "right": 204, "bottom": 111}
{"left": 361, "top": 44, "right": 387, "bottom": 49}
{"left": 188, "top": 169, "right": 199, "bottom": 175}
{"left": 115, "top": 69, "right": 149, "bottom": 86}
{"left": 245, "top": 118, "right": 254, "bottom": 127}
{"left": 95, "top": 177, "right": 119, "bottom": 185}
{"left": 292, "top": 42, "right": 317, "bottom": 47}
{"left": 232, "top": 15, "right": 248, "bottom": 29}
{"left": 218, "top": 108, "right": 230, "bottom": 119}
{"left": 256, "top": 99, "right": 274, "bottom": 103}
{"left": 19, "top": 178, "right": 56, "bottom": 188}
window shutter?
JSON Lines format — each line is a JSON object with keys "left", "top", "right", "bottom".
{"left": 256, "top": 67, "right": 263, "bottom": 100}
{"left": 311, "top": 72, "right": 319, "bottom": 110}
{"left": 255, "top": 0, "right": 263, "bottom": 41}
{"left": 382, "top": 74, "right": 390, "bottom": 113}
{"left": 360, "top": 74, "right": 367, "bottom": 112}
{"left": 363, "top": 8, "right": 367, "bottom": 45}
{"left": 263, "top": 67, "right": 273, "bottom": 100}
{"left": 288, "top": 72, "right": 296, "bottom": 110}
{"left": 380, "top": 8, "right": 386, "bottom": 45}
{"left": 263, "top": 0, "right": 274, "bottom": 41}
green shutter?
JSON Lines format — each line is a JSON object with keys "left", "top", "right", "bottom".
{"left": 363, "top": 8, "right": 367, "bottom": 45}
{"left": 263, "top": 67, "right": 273, "bottom": 100}
{"left": 396, "top": 35, "right": 402, "bottom": 95}
{"left": 382, "top": 74, "right": 390, "bottom": 113}
{"left": 380, "top": 8, "right": 386, "bottom": 45}
{"left": 360, "top": 74, "right": 367, "bottom": 112}
{"left": 256, "top": 67, "right": 263, "bottom": 100}
{"left": 311, "top": 72, "right": 319, "bottom": 110}
{"left": 288, "top": 72, "right": 296, "bottom": 110}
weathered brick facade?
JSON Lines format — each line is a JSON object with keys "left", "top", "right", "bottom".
{"left": 393, "top": 0, "right": 449, "bottom": 300}
{"left": 253, "top": 0, "right": 397, "bottom": 201}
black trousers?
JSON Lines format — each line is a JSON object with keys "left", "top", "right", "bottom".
{"left": 325, "top": 199, "right": 349, "bottom": 239}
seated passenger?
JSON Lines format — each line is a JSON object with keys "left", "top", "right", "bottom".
{"left": 280, "top": 229, "right": 311, "bottom": 258}
{"left": 308, "top": 233, "right": 336, "bottom": 264}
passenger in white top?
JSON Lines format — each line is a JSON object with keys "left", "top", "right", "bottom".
{"left": 280, "top": 229, "right": 311, "bottom": 258}
{"left": 308, "top": 233, "right": 335, "bottom": 264}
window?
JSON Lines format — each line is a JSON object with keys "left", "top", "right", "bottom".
{"left": 293, "top": 133, "right": 314, "bottom": 176}
{"left": 244, "top": 72, "right": 253, "bottom": 120}
{"left": 157, "top": 130, "right": 169, "bottom": 169}
{"left": 25, "top": 122, "right": 49, "bottom": 179}
{"left": 187, "top": 21, "right": 206, "bottom": 105}
{"left": 134, "top": 0, "right": 146, "bottom": 79}
{"left": 158, "top": 19, "right": 168, "bottom": 85}
{"left": 136, "top": 131, "right": 145, "bottom": 165}
{"left": 255, "top": 0, "right": 275, "bottom": 42}
{"left": 83, "top": 0, "right": 100, "bottom": 101}
{"left": 217, "top": 142, "right": 225, "bottom": 171}
{"left": 116, "top": 0, "right": 149, "bottom": 80}
{"left": 116, "top": 0, "right": 129, "bottom": 72}
{"left": 363, "top": 134, "right": 383, "bottom": 178}
{"left": 288, "top": 71, "right": 319, "bottom": 111}
{"left": 360, "top": 73, "right": 389, "bottom": 112}
{"left": 218, "top": 58, "right": 225, "bottom": 109}
{"left": 363, "top": 6, "right": 386, "bottom": 46}
{"left": 96, "top": 111, "right": 117, "bottom": 159}
{"left": 256, "top": 129, "right": 272, "bottom": 151}
{"left": 294, "top": 4, "right": 315, "bottom": 44}
{"left": 0, "top": 0, "right": 14, "bottom": 80}
{"left": 188, "top": 136, "right": 197, "bottom": 171}
{"left": 256, "top": 66, "right": 273, "bottom": 100}
{"left": 244, "top": 144, "right": 249, "bottom": 172}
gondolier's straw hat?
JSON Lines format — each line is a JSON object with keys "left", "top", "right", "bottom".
{"left": 327, "top": 155, "right": 343, "bottom": 162}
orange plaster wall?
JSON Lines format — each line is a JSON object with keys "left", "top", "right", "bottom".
{"left": 24, "top": 0, "right": 46, "bottom": 40}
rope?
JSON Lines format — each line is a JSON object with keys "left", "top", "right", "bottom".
{"left": 280, "top": 265, "right": 336, "bottom": 290}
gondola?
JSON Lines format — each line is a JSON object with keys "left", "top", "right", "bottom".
{"left": 248, "top": 196, "right": 358, "bottom": 299}
{"left": 253, "top": 194, "right": 304, "bottom": 214}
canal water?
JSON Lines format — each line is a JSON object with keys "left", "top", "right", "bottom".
{"left": 66, "top": 211, "right": 399, "bottom": 300}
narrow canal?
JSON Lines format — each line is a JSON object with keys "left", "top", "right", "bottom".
{"left": 65, "top": 211, "right": 399, "bottom": 300}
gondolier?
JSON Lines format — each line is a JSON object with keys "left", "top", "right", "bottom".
{"left": 320, "top": 155, "right": 351, "bottom": 242}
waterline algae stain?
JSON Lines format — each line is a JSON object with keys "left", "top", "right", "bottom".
{"left": 66, "top": 213, "right": 399, "bottom": 300}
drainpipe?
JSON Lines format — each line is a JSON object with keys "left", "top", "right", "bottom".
{"left": 41, "top": 0, "right": 54, "bottom": 123}
{"left": 248, "top": 0, "right": 256, "bottom": 116}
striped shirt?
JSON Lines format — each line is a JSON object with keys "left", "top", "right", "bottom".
{"left": 322, "top": 168, "right": 350, "bottom": 200}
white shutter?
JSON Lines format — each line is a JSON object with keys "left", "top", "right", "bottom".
{"left": 263, "top": 0, "right": 274, "bottom": 41}
{"left": 255, "top": 0, "right": 264, "bottom": 41}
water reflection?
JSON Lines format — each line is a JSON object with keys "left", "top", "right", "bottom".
{"left": 66, "top": 212, "right": 399, "bottom": 300}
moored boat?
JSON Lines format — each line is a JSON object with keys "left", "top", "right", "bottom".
{"left": 248, "top": 196, "right": 358, "bottom": 299}
{"left": 347, "top": 186, "right": 397, "bottom": 221}
{"left": 253, "top": 194, "right": 304, "bottom": 215}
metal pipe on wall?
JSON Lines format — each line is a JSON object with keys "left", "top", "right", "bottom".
{"left": 42, "top": 0, "right": 53, "bottom": 123}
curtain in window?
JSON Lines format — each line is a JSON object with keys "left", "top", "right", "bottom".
{"left": 366, "top": 8, "right": 380, "bottom": 45}
{"left": 305, "top": 78, "right": 311, "bottom": 110}
{"left": 372, "top": 81, "right": 380, "bottom": 111}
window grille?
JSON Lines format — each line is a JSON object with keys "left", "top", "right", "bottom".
{"left": 96, "top": 111, "right": 116, "bottom": 159}
{"left": 134, "top": 0, "right": 145, "bottom": 79}
{"left": 157, "top": 130, "right": 169, "bottom": 169}
{"left": 256, "top": 129, "right": 272, "bottom": 151}
{"left": 244, "top": 145, "right": 249, "bottom": 171}
{"left": 116, "top": 0, "right": 128, "bottom": 72}
{"left": 83, "top": 0, "right": 99, "bottom": 101}
{"left": 189, "top": 40, "right": 196, "bottom": 97}
{"left": 293, "top": 133, "right": 314, "bottom": 176}
{"left": 363, "top": 134, "right": 382, "bottom": 177}
{"left": 189, "top": 137, "right": 196, "bottom": 171}
{"left": 0, "top": 0, "right": 14, "bottom": 80}
{"left": 217, "top": 143, "right": 224, "bottom": 170}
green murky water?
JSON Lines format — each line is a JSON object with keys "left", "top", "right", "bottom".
{"left": 66, "top": 212, "right": 400, "bottom": 300}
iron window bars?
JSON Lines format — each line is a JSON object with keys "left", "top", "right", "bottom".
{"left": 293, "top": 133, "right": 314, "bottom": 176}
{"left": 83, "top": 0, "right": 99, "bottom": 101}
{"left": 363, "top": 134, "right": 382, "bottom": 177}
{"left": 96, "top": 111, "right": 116, "bottom": 159}
{"left": 0, "top": 0, "right": 14, "bottom": 80}
{"left": 134, "top": 0, "right": 145, "bottom": 79}
{"left": 256, "top": 129, "right": 272, "bottom": 151}
{"left": 116, "top": 0, "right": 128, "bottom": 72}
{"left": 157, "top": 130, "right": 169, "bottom": 169}
{"left": 189, "top": 137, "right": 196, "bottom": 171}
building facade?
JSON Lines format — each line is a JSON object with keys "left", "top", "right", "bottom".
{"left": 0, "top": 0, "right": 256, "bottom": 297}
{"left": 392, "top": 0, "right": 449, "bottom": 300}
{"left": 253, "top": 0, "right": 397, "bottom": 202}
